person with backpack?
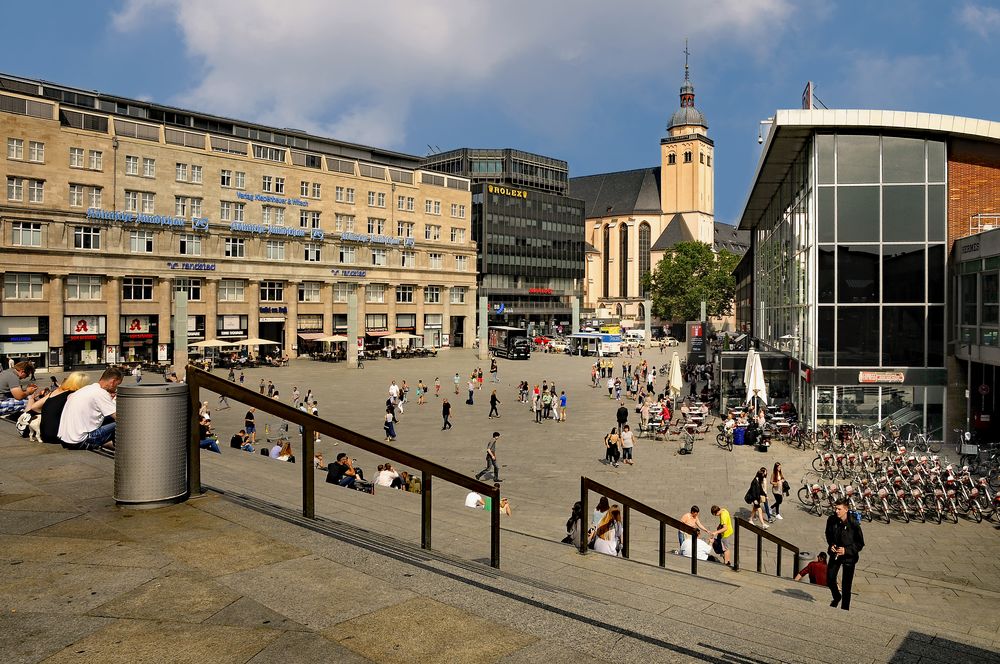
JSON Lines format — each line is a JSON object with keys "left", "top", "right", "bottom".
{"left": 604, "top": 428, "right": 621, "bottom": 468}
{"left": 745, "top": 467, "right": 770, "bottom": 529}
{"left": 826, "top": 498, "right": 865, "bottom": 611}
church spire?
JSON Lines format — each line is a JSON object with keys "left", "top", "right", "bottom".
{"left": 667, "top": 38, "right": 707, "bottom": 131}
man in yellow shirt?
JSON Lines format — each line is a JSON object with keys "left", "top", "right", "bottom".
{"left": 709, "top": 505, "right": 733, "bottom": 565}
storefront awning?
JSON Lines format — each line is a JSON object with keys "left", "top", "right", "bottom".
{"left": 297, "top": 332, "right": 327, "bottom": 341}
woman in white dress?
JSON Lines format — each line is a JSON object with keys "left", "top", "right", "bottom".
{"left": 592, "top": 504, "right": 623, "bottom": 556}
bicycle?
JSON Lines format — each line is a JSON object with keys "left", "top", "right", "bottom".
{"left": 715, "top": 426, "right": 733, "bottom": 452}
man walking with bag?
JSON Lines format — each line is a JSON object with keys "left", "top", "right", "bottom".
{"left": 474, "top": 432, "right": 502, "bottom": 482}
{"left": 826, "top": 498, "right": 864, "bottom": 611}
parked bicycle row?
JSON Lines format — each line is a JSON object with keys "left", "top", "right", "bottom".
{"left": 797, "top": 451, "right": 1000, "bottom": 525}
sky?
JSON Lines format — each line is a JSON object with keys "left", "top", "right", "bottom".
{"left": 4, "top": 1, "right": 999, "bottom": 224}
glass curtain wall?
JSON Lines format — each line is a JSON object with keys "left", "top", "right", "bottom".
{"left": 754, "top": 132, "right": 947, "bottom": 435}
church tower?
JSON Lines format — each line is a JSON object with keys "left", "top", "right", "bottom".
{"left": 660, "top": 43, "right": 715, "bottom": 244}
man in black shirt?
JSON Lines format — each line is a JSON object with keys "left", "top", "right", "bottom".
{"left": 326, "top": 453, "right": 357, "bottom": 488}
{"left": 442, "top": 398, "right": 452, "bottom": 430}
{"left": 616, "top": 401, "right": 629, "bottom": 431}
{"left": 825, "top": 498, "right": 865, "bottom": 610}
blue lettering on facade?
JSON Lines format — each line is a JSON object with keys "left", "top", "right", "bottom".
{"left": 87, "top": 208, "right": 207, "bottom": 231}
{"left": 258, "top": 306, "right": 288, "bottom": 314}
{"left": 229, "top": 222, "right": 306, "bottom": 237}
{"left": 236, "top": 191, "right": 309, "bottom": 207}
{"left": 339, "top": 232, "right": 414, "bottom": 248}
{"left": 166, "top": 262, "right": 217, "bottom": 271}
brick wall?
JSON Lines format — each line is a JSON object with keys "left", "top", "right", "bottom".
{"left": 948, "top": 138, "right": 1000, "bottom": 250}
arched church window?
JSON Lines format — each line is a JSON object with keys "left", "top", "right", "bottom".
{"left": 684, "top": 151, "right": 692, "bottom": 163}
{"left": 668, "top": 153, "right": 676, "bottom": 165}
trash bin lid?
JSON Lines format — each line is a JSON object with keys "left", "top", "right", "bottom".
{"left": 117, "top": 384, "right": 189, "bottom": 397}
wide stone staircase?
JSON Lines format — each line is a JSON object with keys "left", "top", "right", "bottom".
{"left": 197, "top": 447, "right": 1000, "bottom": 663}
{"left": 2, "top": 426, "right": 999, "bottom": 663}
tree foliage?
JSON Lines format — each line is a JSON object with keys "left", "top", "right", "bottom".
{"left": 642, "top": 241, "right": 740, "bottom": 322}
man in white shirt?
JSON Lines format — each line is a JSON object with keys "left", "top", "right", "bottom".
{"left": 375, "top": 464, "right": 399, "bottom": 487}
{"left": 678, "top": 532, "right": 713, "bottom": 561}
{"left": 58, "top": 367, "right": 122, "bottom": 450}
{"left": 465, "top": 491, "right": 485, "bottom": 509}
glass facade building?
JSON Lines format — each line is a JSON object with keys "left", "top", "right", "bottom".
{"left": 423, "top": 149, "right": 585, "bottom": 333}
{"left": 740, "top": 117, "right": 950, "bottom": 436}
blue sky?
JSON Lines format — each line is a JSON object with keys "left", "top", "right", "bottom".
{"left": 4, "top": 1, "right": 999, "bottom": 224}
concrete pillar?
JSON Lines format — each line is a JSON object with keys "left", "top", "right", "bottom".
{"left": 247, "top": 279, "right": 260, "bottom": 339}
{"left": 415, "top": 285, "right": 425, "bottom": 342}
{"left": 157, "top": 278, "right": 172, "bottom": 345}
{"left": 478, "top": 295, "right": 488, "bottom": 359}
{"left": 347, "top": 291, "right": 359, "bottom": 368}
{"left": 173, "top": 292, "right": 188, "bottom": 376}
{"left": 571, "top": 296, "right": 580, "bottom": 334}
{"left": 205, "top": 278, "right": 219, "bottom": 341}
{"left": 106, "top": 276, "right": 121, "bottom": 351}
{"left": 387, "top": 286, "right": 397, "bottom": 334}
{"left": 286, "top": 281, "right": 299, "bottom": 359}
{"left": 442, "top": 289, "right": 452, "bottom": 347}
{"left": 322, "top": 282, "right": 334, "bottom": 335}
{"left": 48, "top": 274, "right": 64, "bottom": 352}
{"left": 644, "top": 298, "right": 652, "bottom": 343}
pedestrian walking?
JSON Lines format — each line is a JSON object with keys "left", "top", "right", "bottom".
{"left": 434, "top": 377, "right": 441, "bottom": 397}
{"left": 384, "top": 407, "right": 396, "bottom": 442}
{"left": 488, "top": 390, "right": 501, "bottom": 418}
{"left": 132, "top": 364, "right": 142, "bottom": 384}
{"left": 228, "top": 367, "right": 236, "bottom": 381}
{"left": 533, "top": 393, "right": 542, "bottom": 424}
{"left": 604, "top": 428, "right": 621, "bottom": 467}
{"left": 771, "top": 462, "right": 787, "bottom": 520}
{"left": 708, "top": 505, "right": 733, "bottom": 565}
{"left": 239, "top": 371, "right": 245, "bottom": 385}
{"left": 466, "top": 379, "right": 475, "bottom": 405}
{"left": 826, "top": 499, "right": 864, "bottom": 610}
{"left": 616, "top": 401, "right": 629, "bottom": 432}
{"left": 454, "top": 372, "right": 460, "bottom": 395}
{"left": 558, "top": 390, "right": 567, "bottom": 422}
{"left": 442, "top": 398, "right": 453, "bottom": 430}
{"left": 474, "top": 432, "right": 502, "bottom": 482}
{"left": 620, "top": 424, "right": 635, "bottom": 465}
{"left": 477, "top": 367, "right": 484, "bottom": 390}
{"left": 490, "top": 358, "right": 499, "bottom": 383}
{"left": 259, "top": 378, "right": 266, "bottom": 395}
{"left": 217, "top": 393, "right": 231, "bottom": 410}
{"left": 541, "top": 390, "right": 552, "bottom": 420}
{"left": 745, "top": 467, "right": 770, "bottom": 529}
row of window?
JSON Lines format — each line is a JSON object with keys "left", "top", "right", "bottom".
{"left": 666, "top": 150, "right": 711, "bottom": 166}
{"left": 8, "top": 222, "right": 468, "bottom": 268}
{"left": 2, "top": 273, "right": 468, "bottom": 304}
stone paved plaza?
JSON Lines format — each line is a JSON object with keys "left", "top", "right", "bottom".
{"left": 198, "top": 347, "right": 1000, "bottom": 624}
{"left": 1, "top": 348, "right": 999, "bottom": 662}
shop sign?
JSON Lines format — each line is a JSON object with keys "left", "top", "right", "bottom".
{"left": 487, "top": 184, "right": 528, "bottom": 199}
{"left": 528, "top": 288, "right": 553, "bottom": 295}
{"left": 9, "top": 336, "right": 32, "bottom": 342}
{"left": 230, "top": 222, "right": 306, "bottom": 237}
{"left": 259, "top": 306, "right": 288, "bottom": 314}
{"left": 218, "top": 329, "right": 247, "bottom": 337}
{"left": 125, "top": 333, "right": 154, "bottom": 340}
{"left": 124, "top": 316, "right": 151, "bottom": 333}
{"left": 167, "top": 262, "right": 217, "bottom": 271}
{"left": 236, "top": 191, "right": 309, "bottom": 207}
{"left": 70, "top": 335, "right": 98, "bottom": 341}
{"left": 68, "top": 316, "right": 100, "bottom": 335}
{"left": 330, "top": 269, "right": 367, "bottom": 278}
{"left": 259, "top": 317, "right": 284, "bottom": 323}
{"left": 339, "top": 232, "right": 415, "bottom": 248}
{"left": 858, "top": 371, "right": 905, "bottom": 384}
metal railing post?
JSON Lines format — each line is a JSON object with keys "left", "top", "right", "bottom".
{"left": 733, "top": 521, "right": 741, "bottom": 571}
{"left": 187, "top": 380, "right": 201, "bottom": 496}
{"left": 621, "top": 505, "right": 630, "bottom": 559}
{"left": 302, "top": 428, "right": 314, "bottom": 519}
{"left": 658, "top": 522, "right": 666, "bottom": 567}
{"left": 691, "top": 537, "right": 698, "bottom": 575}
{"left": 421, "top": 471, "right": 432, "bottom": 551}
{"left": 793, "top": 548, "right": 801, "bottom": 578}
{"left": 756, "top": 533, "right": 763, "bottom": 573}
{"left": 579, "top": 477, "right": 588, "bottom": 555}
{"left": 490, "top": 482, "right": 500, "bottom": 568}
{"left": 776, "top": 543, "right": 782, "bottom": 577}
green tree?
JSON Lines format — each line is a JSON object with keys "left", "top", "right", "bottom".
{"left": 642, "top": 241, "right": 740, "bottom": 322}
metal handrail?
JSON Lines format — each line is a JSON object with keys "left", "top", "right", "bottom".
{"left": 580, "top": 476, "right": 700, "bottom": 575}
{"left": 733, "top": 517, "right": 800, "bottom": 578}
{"left": 185, "top": 366, "right": 502, "bottom": 568}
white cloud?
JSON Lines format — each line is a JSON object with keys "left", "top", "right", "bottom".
{"left": 112, "top": 0, "right": 797, "bottom": 149}
{"left": 957, "top": 2, "right": 1000, "bottom": 37}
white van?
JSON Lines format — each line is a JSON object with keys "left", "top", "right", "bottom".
{"left": 623, "top": 330, "right": 646, "bottom": 347}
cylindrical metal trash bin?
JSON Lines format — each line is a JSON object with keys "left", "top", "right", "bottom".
{"left": 114, "top": 383, "right": 189, "bottom": 506}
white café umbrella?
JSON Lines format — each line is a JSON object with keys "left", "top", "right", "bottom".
{"left": 316, "top": 334, "right": 349, "bottom": 343}
{"left": 745, "top": 352, "right": 769, "bottom": 409}
{"left": 743, "top": 348, "right": 756, "bottom": 392}
{"left": 188, "top": 339, "right": 235, "bottom": 348}
{"left": 234, "top": 337, "right": 280, "bottom": 347}
{"left": 667, "top": 351, "right": 683, "bottom": 399}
